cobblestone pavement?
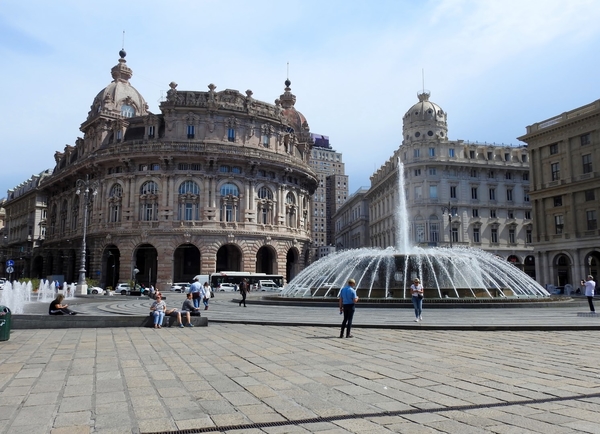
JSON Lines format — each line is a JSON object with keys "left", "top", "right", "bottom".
{"left": 2, "top": 294, "right": 600, "bottom": 433}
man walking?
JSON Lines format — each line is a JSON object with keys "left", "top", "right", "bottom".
{"left": 189, "top": 276, "right": 202, "bottom": 308}
{"left": 583, "top": 275, "right": 596, "bottom": 313}
{"left": 239, "top": 278, "right": 249, "bottom": 307}
{"left": 339, "top": 278, "right": 358, "bottom": 338}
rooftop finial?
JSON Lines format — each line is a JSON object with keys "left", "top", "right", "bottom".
{"left": 119, "top": 31, "right": 126, "bottom": 58}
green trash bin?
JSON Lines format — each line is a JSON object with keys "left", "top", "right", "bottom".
{"left": 0, "top": 306, "right": 11, "bottom": 341}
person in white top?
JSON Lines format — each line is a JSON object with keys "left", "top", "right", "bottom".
{"left": 410, "top": 278, "right": 424, "bottom": 322}
{"left": 582, "top": 275, "right": 596, "bottom": 313}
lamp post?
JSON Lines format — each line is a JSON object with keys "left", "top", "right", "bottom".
{"left": 440, "top": 202, "right": 453, "bottom": 248}
{"left": 75, "top": 176, "right": 99, "bottom": 295}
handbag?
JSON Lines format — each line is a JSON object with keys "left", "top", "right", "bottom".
{"left": 418, "top": 294, "right": 424, "bottom": 299}
{"left": 192, "top": 292, "right": 200, "bottom": 299}
{"left": 210, "top": 291, "right": 214, "bottom": 298}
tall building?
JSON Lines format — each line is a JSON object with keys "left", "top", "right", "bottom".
{"left": 518, "top": 99, "right": 600, "bottom": 288}
{"left": 362, "top": 91, "right": 535, "bottom": 275}
{"left": 4, "top": 51, "right": 318, "bottom": 289}
{"left": 332, "top": 187, "right": 370, "bottom": 250}
{"left": 309, "top": 134, "right": 348, "bottom": 259}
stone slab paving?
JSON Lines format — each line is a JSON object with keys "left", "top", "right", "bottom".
{"left": 2, "top": 321, "right": 600, "bottom": 433}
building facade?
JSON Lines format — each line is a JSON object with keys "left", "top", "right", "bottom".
{"left": 365, "top": 91, "right": 535, "bottom": 275}
{"left": 309, "top": 134, "right": 348, "bottom": 259}
{"left": 332, "top": 187, "right": 370, "bottom": 251}
{"left": 518, "top": 99, "right": 600, "bottom": 288}
{"left": 16, "top": 51, "right": 318, "bottom": 289}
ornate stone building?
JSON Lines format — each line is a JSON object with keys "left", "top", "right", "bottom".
{"left": 35, "top": 51, "right": 317, "bottom": 289}
{"left": 365, "top": 91, "right": 535, "bottom": 276}
{"left": 518, "top": 99, "right": 600, "bottom": 289}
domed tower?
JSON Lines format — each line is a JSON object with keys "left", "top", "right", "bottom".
{"left": 277, "top": 79, "right": 313, "bottom": 162}
{"left": 79, "top": 50, "right": 150, "bottom": 154}
{"left": 402, "top": 91, "right": 448, "bottom": 144}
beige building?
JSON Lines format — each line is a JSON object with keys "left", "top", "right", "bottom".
{"left": 360, "top": 91, "right": 535, "bottom": 275}
{"left": 518, "top": 99, "right": 600, "bottom": 289}
{"left": 333, "top": 187, "right": 370, "bottom": 250}
{"left": 10, "top": 51, "right": 318, "bottom": 289}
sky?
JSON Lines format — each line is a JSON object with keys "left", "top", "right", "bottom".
{"left": 1, "top": 0, "right": 600, "bottom": 197}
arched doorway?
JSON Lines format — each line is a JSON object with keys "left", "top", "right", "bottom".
{"left": 173, "top": 244, "right": 200, "bottom": 282}
{"left": 554, "top": 254, "right": 571, "bottom": 287}
{"left": 524, "top": 255, "right": 536, "bottom": 280}
{"left": 103, "top": 246, "right": 120, "bottom": 290}
{"left": 32, "top": 256, "right": 44, "bottom": 279}
{"left": 286, "top": 248, "right": 299, "bottom": 284}
{"left": 216, "top": 244, "right": 242, "bottom": 272}
{"left": 256, "top": 246, "right": 276, "bottom": 274}
{"left": 584, "top": 251, "right": 600, "bottom": 280}
{"left": 134, "top": 244, "right": 158, "bottom": 288}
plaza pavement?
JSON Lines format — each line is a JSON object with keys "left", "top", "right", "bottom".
{"left": 1, "top": 293, "right": 600, "bottom": 433}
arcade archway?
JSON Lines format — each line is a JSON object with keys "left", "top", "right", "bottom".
{"left": 173, "top": 244, "right": 200, "bottom": 282}
{"left": 216, "top": 244, "right": 242, "bottom": 272}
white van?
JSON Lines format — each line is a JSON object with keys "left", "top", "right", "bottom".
{"left": 258, "top": 280, "right": 281, "bottom": 291}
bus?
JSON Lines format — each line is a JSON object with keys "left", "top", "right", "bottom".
{"left": 210, "top": 271, "right": 284, "bottom": 291}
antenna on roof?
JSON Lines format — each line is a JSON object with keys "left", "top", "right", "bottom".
{"left": 422, "top": 68, "right": 425, "bottom": 93}
{"left": 287, "top": 62, "right": 289, "bottom": 80}
{"left": 122, "top": 30, "right": 125, "bottom": 49}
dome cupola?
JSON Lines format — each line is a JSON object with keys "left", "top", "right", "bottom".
{"left": 402, "top": 91, "right": 448, "bottom": 144}
{"left": 277, "top": 79, "right": 309, "bottom": 137}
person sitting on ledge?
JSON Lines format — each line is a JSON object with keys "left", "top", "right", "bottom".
{"left": 182, "top": 292, "right": 203, "bottom": 316}
{"left": 150, "top": 293, "right": 166, "bottom": 328}
{"left": 49, "top": 294, "right": 77, "bottom": 315}
{"left": 166, "top": 306, "right": 194, "bottom": 328}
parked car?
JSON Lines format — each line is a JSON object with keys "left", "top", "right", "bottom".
{"left": 116, "top": 283, "right": 131, "bottom": 295}
{"left": 89, "top": 286, "right": 104, "bottom": 295}
{"left": 217, "top": 283, "right": 237, "bottom": 292}
{"left": 258, "top": 280, "right": 282, "bottom": 291}
{"left": 170, "top": 282, "right": 191, "bottom": 293}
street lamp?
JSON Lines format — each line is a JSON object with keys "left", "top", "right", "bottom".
{"left": 133, "top": 267, "right": 140, "bottom": 292}
{"left": 440, "top": 202, "right": 454, "bottom": 248}
{"left": 75, "top": 175, "right": 99, "bottom": 295}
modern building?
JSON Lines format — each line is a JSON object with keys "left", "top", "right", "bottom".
{"left": 363, "top": 91, "right": 535, "bottom": 275}
{"left": 309, "top": 134, "right": 348, "bottom": 259}
{"left": 9, "top": 51, "right": 318, "bottom": 290}
{"left": 518, "top": 99, "right": 600, "bottom": 289}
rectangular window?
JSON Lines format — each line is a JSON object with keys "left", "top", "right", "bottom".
{"left": 526, "top": 229, "right": 532, "bottom": 244}
{"left": 555, "top": 215, "right": 564, "bottom": 234}
{"left": 487, "top": 151, "right": 493, "bottom": 160}
{"left": 491, "top": 228, "right": 498, "bottom": 243}
{"left": 522, "top": 154, "right": 528, "bottom": 163}
{"left": 525, "top": 211, "right": 531, "bottom": 219}
{"left": 551, "top": 162, "right": 560, "bottom": 181}
{"left": 415, "top": 186, "right": 422, "bottom": 199}
{"left": 509, "top": 228, "right": 515, "bottom": 244}
{"left": 151, "top": 164, "right": 160, "bottom": 171}
{"left": 490, "top": 209, "right": 497, "bottom": 218}
{"left": 470, "top": 169, "right": 477, "bottom": 177}
{"left": 449, "top": 148, "right": 455, "bottom": 157}
{"left": 504, "top": 153, "right": 510, "bottom": 161}
{"left": 550, "top": 143, "right": 558, "bottom": 154}
{"left": 585, "top": 189, "right": 596, "bottom": 201}
{"left": 187, "top": 125, "right": 195, "bottom": 139}
{"left": 429, "top": 223, "right": 439, "bottom": 243}
{"left": 506, "top": 188, "right": 513, "bottom": 201}
{"left": 587, "top": 210, "right": 597, "bottom": 230}
{"left": 583, "top": 154, "right": 593, "bottom": 174}
{"left": 473, "top": 227, "right": 480, "bottom": 243}
{"left": 414, "top": 169, "right": 421, "bottom": 176}
{"left": 429, "top": 147, "right": 435, "bottom": 157}
{"left": 116, "top": 130, "right": 122, "bottom": 141}
{"left": 489, "top": 188, "right": 496, "bottom": 201}
{"left": 451, "top": 227, "right": 459, "bottom": 243}
{"left": 505, "top": 172, "right": 512, "bottom": 180}
{"left": 553, "top": 196, "right": 562, "bottom": 207}
{"left": 228, "top": 128, "right": 236, "bottom": 142}
{"left": 428, "top": 168, "right": 437, "bottom": 175}
{"left": 450, "top": 186, "right": 457, "bottom": 199}
{"left": 416, "top": 223, "right": 425, "bottom": 242}
{"left": 148, "top": 125, "right": 155, "bottom": 138}
{"left": 522, "top": 173, "right": 529, "bottom": 181}
{"left": 469, "top": 150, "right": 475, "bottom": 158}
{"left": 581, "top": 133, "right": 591, "bottom": 146}
{"left": 429, "top": 185, "right": 438, "bottom": 199}
{"left": 472, "top": 208, "right": 479, "bottom": 217}
{"left": 471, "top": 187, "right": 478, "bottom": 200}
{"left": 414, "top": 149, "right": 420, "bottom": 158}
{"left": 508, "top": 210, "right": 514, "bottom": 219}
{"left": 488, "top": 171, "right": 494, "bottom": 179}
{"left": 262, "top": 135, "right": 269, "bottom": 147}
{"left": 524, "top": 191, "right": 530, "bottom": 202}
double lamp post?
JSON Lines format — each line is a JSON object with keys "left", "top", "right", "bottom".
{"left": 76, "top": 176, "right": 99, "bottom": 295}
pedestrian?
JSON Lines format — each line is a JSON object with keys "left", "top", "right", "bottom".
{"left": 182, "top": 292, "right": 202, "bottom": 317}
{"left": 49, "top": 294, "right": 77, "bottom": 315}
{"left": 411, "top": 278, "right": 424, "bottom": 322}
{"left": 583, "top": 275, "right": 596, "bottom": 313}
{"left": 338, "top": 278, "right": 358, "bottom": 338}
{"left": 150, "top": 293, "right": 166, "bottom": 328}
{"left": 201, "top": 281, "right": 211, "bottom": 310}
{"left": 189, "top": 276, "right": 202, "bottom": 308}
{"left": 239, "top": 278, "right": 248, "bottom": 307}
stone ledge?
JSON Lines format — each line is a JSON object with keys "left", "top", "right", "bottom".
{"left": 11, "top": 314, "right": 208, "bottom": 329}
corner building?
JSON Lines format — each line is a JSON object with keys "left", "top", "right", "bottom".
{"left": 40, "top": 51, "right": 318, "bottom": 289}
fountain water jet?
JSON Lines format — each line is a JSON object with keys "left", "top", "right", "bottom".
{"left": 283, "top": 159, "right": 549, "bottom": 299}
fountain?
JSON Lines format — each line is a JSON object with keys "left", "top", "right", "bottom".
{"left": 0, "top": 280, "right": 31, "bottom": 314}
{"left": 283, "top": 159, "right": 549, "bottom": 300}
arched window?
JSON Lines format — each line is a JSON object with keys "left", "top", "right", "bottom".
{"left": 178, "top": 181, "right": 200, "bottom": 221}
{"left": 109, "top": 183, "right": 123, "bottom": 223}
{"left": 220, "top": 183, "right": 239, "bottom": 222}
{"left": 428, "top": 215, "right": 439, "bottom": 243}
{"left": 285, "top": 192, "right": 297, "bottom": 228}
{"left": 257, "top": 186, "right": 274, "bottom": 224}
{"left": 139, "top": 181, "right": 159, "bottom": 221}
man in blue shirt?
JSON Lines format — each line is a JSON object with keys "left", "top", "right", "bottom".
{"left": 339, "top": 278, "right": 358, "bottom": 338}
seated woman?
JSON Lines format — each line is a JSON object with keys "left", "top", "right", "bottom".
{"left": 150, "top": 293, "right": 166, "bottom": 328}
{"left": 49, "top": 294, "right": 77, "bottom": 315}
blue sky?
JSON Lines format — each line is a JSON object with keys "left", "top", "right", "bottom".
{"left": 1, "top": 0, "right": 600, "bottom": 197}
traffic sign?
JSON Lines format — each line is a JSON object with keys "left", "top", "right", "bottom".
{"left": 6, "top": 260, "right": 14, "bottom": 267}
{"left": 6, "top": 266, "right": 14, "bottom": 274}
